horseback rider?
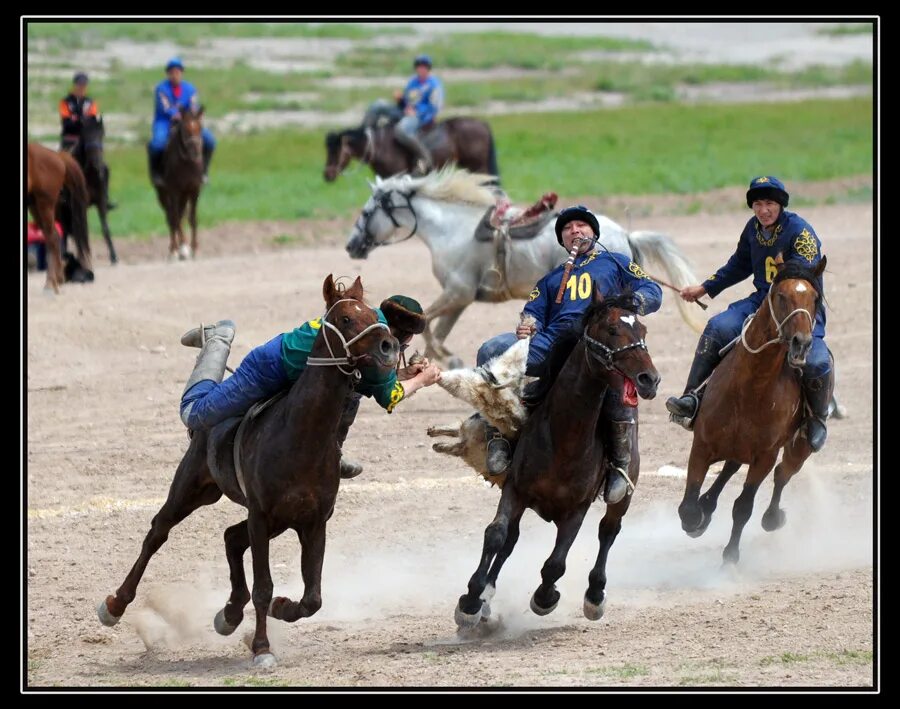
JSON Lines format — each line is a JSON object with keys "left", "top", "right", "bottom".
{"left": 665, "top": 176, "right": 833, "bottom": 452}
{"left": 148, "top": 57, "right": 216, "bottom": 187}
{"left": 475, "top": 206, "right": 663, "bottom": 504}
{"left": 177, "top": 295, "right": 442, "bottom": 479}
{"left": 59, "top": 72, "right": 116, "bottom": 209}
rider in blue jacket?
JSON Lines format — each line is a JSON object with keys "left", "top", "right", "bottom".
{"left": 476, "top": 206, "right": 663, "bottom": 504}
{"left": 148, "top": 57, "right": 216, "bottom": 186}
{"left": 393, "top": 54, "right": 444, "bottom": 174}
{"left": 665, "top": 176, "right": 833, "bottom": 452}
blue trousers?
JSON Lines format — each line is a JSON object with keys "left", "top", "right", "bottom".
{"left": 180, "top": 334, "right": 290, "bottom": 431}
{"left": 703, "top": 293, "right": 831, "bottom": 379}
{"left": 149, "top": 120, "right": 216, "bottom": 154}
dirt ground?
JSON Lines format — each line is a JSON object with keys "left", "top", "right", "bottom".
{"left": 24, "top": 199, "right": 876, "bottom": 689}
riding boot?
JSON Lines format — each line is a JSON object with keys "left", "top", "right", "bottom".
{"left": 201, "top": 144, "right": 214, "bottom": 185}
{"left": 665, "top": 334, "right": 721, "bottom": 429}
{"left": 148, "top": 147, "right": 165, "bottom": 188}
{"left": 179, "top": 320, "right": 236, "bottom": 428}
{"left": 801, "top": 370, "right": 833, "bottom": 452}
{"left": 485, "top": 423, "right": 513, "bottom": 475}
{"left": 336, "top": 394, "right": 363, "bottom": 479}
{"left": 603, "top": 420, "right": 634, "bottom": 505}
{"left": 393, "top": 125, "right": 433, "bottom": 175}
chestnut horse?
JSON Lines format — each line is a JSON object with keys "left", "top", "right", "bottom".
{"left": 677, "top": 256, "right": 829, "bottom": 564}
{"left": 155, "top": 108, "right": 204, "bottom": 260}
{"left": 96, "top": 275, "right": 400, "bottom": 667}
{"left": 324, "top": 117, "right": 499, "bottom": 182}
{"left": 26, "top": 143, "right": 91, "bottom": 293}
{"left": 454, "top": 290, "right": 660, "bottom": 629}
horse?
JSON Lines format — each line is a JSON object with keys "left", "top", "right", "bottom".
{"left": 73, "top": 115, "right": 118, "bottom": 264}
{"left": 96, "top": 275, "right": 400, "bottom": 667}
{"left": 453, "top": 289, "right": 660, "bottom": 628}
{"left": 26, "top": 143, "right": 92, "bottom": 293}
{"left": 676, "top": 255, "right": 829, "bottom": 565}
{"left": 345, "top": 167, "right": 705, "bottom": 367}
{"left": 154, "top": 108, "right": 204, "bottom": 260}
{"left": 324, "top": 117, "right": 499, "bottom": 182}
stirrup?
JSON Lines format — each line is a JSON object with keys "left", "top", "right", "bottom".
{"left": 604, "top": 465, "right": 634, "bottom": 504}
{"left": 486, "top": 432, "right": 511, "bottom": 476}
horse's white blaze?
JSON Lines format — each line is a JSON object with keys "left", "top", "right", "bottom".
{"left": 620, "top": 315, "right": 636, "bottom": 327}
{"left": 795, "top": 283, "right": 808, "bottom": 292}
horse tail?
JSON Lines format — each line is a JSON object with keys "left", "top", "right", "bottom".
{"left": 58, "top": 151, "right": 93, "bottom": 272}
{"left": 627, "top": 231, "right": 705, "bottom": 333}
{"left": 486, "top": 129, "right": 500, "bottom": 182}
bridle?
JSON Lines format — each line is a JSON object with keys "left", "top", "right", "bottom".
{"left": 305, "top": 298, "right": 390, "bottom": 378}
{"left": 740, "top": 281, "right": 815, "bottom": 354}
{"left": 581, "top": 320, "right": 649, "bottom": 379}
{"left": 354, "top": 188, "right": 419, "bottom": 252}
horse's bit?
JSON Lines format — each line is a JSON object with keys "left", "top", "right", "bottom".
{"left": 305, "top": 298, "right": 390, "bottom": 378}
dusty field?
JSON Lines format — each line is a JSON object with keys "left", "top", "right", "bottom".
{"left": 25, "top": 201, "right": 875, "bottom": 689}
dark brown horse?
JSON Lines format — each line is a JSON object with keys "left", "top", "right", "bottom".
{"left": 72, "top": 115, "right": 118, "bottom": 264}
{"left": 96, "top": 274, "right": 399, "bottom": 667}
{"left": 454, "top": 290, "right": 660, "bottom": 629}
{"left": 27, "top": 143, "right": 91, "bottom": 293}
{"left": 323, "top": 117, "right": 499, "bottom": 182}
{"left": 155, "top": 108, "right": 204, "bottom": 260}
{"left": 677, "top": 255, "right": 829, "bottom": 564}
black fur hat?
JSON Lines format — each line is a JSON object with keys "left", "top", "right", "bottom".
{"left": 380, "top": 295, "right": 426, "bottom": 336}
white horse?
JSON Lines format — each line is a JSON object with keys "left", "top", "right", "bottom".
{"left": 345, "top": 166, "right": 706, "bottom": 366}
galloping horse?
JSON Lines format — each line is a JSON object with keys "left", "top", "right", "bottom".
{"left": 677, "top": 255, "right": 829, "bottom": 564}
{"left": 346, "top": 167, "right": 704, "bottom": 367}
{"left": 154, "top": 108, "right": 204, "bottom": 260}
{"left": 454, "top": 290, "right": 660, "bottom": 628}
{"left": 73, "top": 115, "right": 118, "bottom": 264}
{"left": 27, "top": 143, "right": 92, "bottom": 293}
{"left": 97, "top": 275, "right": 399, "bottom": 667}
{"left": 324, "top": 117, "right": 499, "bottom": 182}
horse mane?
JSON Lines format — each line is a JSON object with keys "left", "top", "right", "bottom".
{"left": 378, "top": 166, "right": 498, "bottom": 207}
{"left": 773, "top": 260, "right": 824, "bottom": 314}
{"left": 522, "top": 293, "right": 638, "bottom": 410}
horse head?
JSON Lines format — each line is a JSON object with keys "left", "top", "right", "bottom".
{"left": 345, "top": 175, "right": 418, "bottom": 259}
{"left": 323, "top": 128, "right": 368, "bottom": 182}
{"left": 768, "top": 253, "right": 826, "bottom": 368}
{"left": 79, "top": 115, "right": 106, "bottom": 173}
{"left": 320, "top": 274, "right": 400, "bottom": 374}
{"left": 170, "top": 107, "right": 204, "bottom": 166}
{"left": 583, "top": 287, "right": 660, "bottom": 400}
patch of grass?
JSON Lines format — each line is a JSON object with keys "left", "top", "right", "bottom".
{"left": 272, "top": 234, "right": 299, "bottom": 246}
{"left": 816, "top": 23, "right": 874, "bottom": 36}
{"left": 222, "top": 675, "right": 286, "bottom": 687}
{"left": 827, "top": 649, "right": 874, "bottom": 665}
{"left": 678, "top": 669, "right": 738, "bottom": 686}
{"left": 152, "top": 678, "right": 193, "bottom": 687}
{"left": 586, "top": 663, "right": 650, "bottom": 679}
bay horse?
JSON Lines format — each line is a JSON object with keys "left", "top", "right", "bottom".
{"left": 346, "top": 168, "right": 704, "bottom": 367}
{"left": 26, "top": 143, "right": 91, "bottom": 293}
{"left": 454, "top": 289, "right": 660, "bottom": 629}
{"left": 155, "top": 108, "right": 204, "bottom": 260}
{"left": 96, "top": 275, "right": 400, "bottom": 667}
{"left": 73, "top": 115, "right": 118, "bottom": 264}
{"left": 677, "top": 255, "right": 829, "bottom": 565}
{"left": 324, "top": 116, "right": 499, "bottom": 182}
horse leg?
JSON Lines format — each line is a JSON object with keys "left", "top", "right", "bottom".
{"left": 480, "top": 506, "right": 526, "bottom": 618}
{"left": 431, "top": 307, "right": 467, "bottom": 369}
{"left": 762, "top": 439, "right": 812, "bottom": 532}
{"left": 213, "top": 520, "right": 251, "bottom": 636}
{"left": 97, "top": 199, "right": 117, "bottom": 265}
{"left": 530, "top": 502, "right": 590, "bottom": 616}
{"left": 247, "top": 510, "right": 278, "bottom": 666}
{"left": 423, "top": 290, "right": 470, "bottom": 362}
{"left": 97, "top": 440, "right": 222, "bottom": 625}
{"left": 35, "top": 200, "right": 62, "bottom": 293}
{"left": 456, "top": 484, "right": 525, "bottom": 628}
{"left": 722, "top": 452, "right": 778, "bottom": 565}
{"left": 584, "top": 503, "right": 629, "bottom": 620}
{"left": 697, "top": 460, "right": 742, "bottom": 532}
{"left": 176, "top": 194, "right": 191, "bottom": 260}
{"left": 269, "top": 522, "right": 327, "bottom": 623}
{"left": 188, "top": 192, "right": 199, "bottom": 259}
{"left": 678, "top": 445, "right": 715, "bottom": 536}
{"left": 160, "top": 189, "right": 178, "bottom": 259}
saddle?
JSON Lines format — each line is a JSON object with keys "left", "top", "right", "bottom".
{"left": 473, "top": 192, "right": 558, "bottom": 242}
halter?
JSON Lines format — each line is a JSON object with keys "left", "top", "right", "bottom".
{"left": 582, "top": 325, "right": 648, "bottom": 379}
{"left": 305, "top": 298, "right": 390, "bottom": 378}
{"left": 355, "top": 188, "right": 419, "bottom": 252}
{"left": 740, "top": 281, "right": 815, "bottom": 354}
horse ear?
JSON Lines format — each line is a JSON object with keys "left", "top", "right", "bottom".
{"left": 322, "top": 274, "right": 337, "bottom": 304}
{"left": 344, "top": 276, "right": 364, "bottom": 301}
{"left": 196, "top": 105, "right": 205, "bottom": 118}
{"left": 813, "top": 254, "right": 827, "bottom": 278}
{"left": 593, "top": 281, "right": 604, "bottom": 303}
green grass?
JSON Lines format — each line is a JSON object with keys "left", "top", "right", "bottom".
{"left": 31, "top": 97, "right": 870, "bottom": 239}
{"left": 152, "top": 678, "right": 194, "bottom": 687}
{"left": 816, "top": 23, "right": 874, "bottom": 36}
{"left": 761, "top": 649, "right": 873, "bottom": 667}
{"left": 586, "top": 663, "right": 650, "bottom": 679}
{"left": 26, "top": 21, "right": 382, "bottom": 46}
{"left": 222, "top": 675, "right": 287, "bottom": 687}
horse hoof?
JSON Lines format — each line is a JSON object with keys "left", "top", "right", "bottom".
{"left": 480, "top": 584, "right": 496, "bottom": 603}
{"left": 214, "top": 608, "right": 238, "bottom": 636}
{"left": 583, "top": 592, "right": 606, "bottom": 621}
{"left": 252, "top": 652, "right": 278, "bottom": 669}
{"left": 96, "top": 598, "right": 121, "bottom": 627}
{"left": 683, "top": 509, "right": 709, "bottom": 538}
{"left": 762, "top": 509, "right": 787, "bottom": 532}
{"left": 178, "top": 244, "right": 191, "bottom": 260}
{"left": 454, "top": 601, "right": 482, "bottom": 629}
{"left": 529, "top": 591, "right": 559, "bottom": 617}
{"left": 722, "top": 547, "right": 740, "bottom": 566}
